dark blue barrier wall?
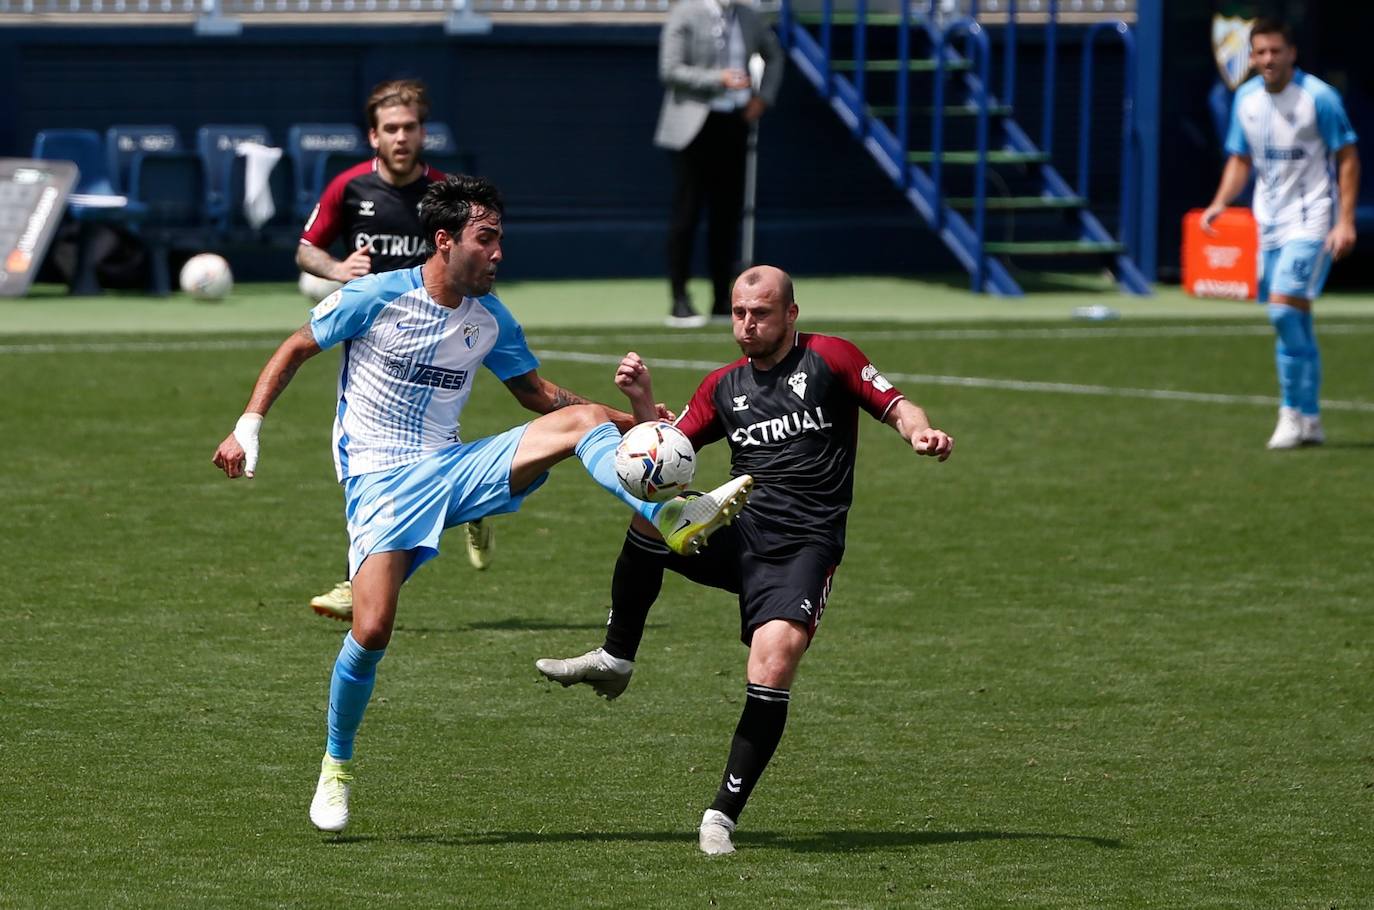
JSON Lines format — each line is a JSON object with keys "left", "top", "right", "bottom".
{"left": 2, "top": 23, "right": 940, "bottom": 283}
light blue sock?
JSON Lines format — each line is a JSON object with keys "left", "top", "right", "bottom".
{"left": 1267, "top": 304, "right": 1307, "bottom": 411}
{"left": 575, "top": 422, "right": 664, "bottom": 524}
{"left": 1298, "top": 310, "right": 1321, "bottom": 416}
{"left": 326, "top": 632, "right": 386, "bottom": 761}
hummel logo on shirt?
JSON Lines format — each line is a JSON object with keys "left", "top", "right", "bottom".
{"left": 359, "top": 200, "right": 375, "bottom": 217}
{"left": 732, "top": 395, "right": 750, "bottom": 411}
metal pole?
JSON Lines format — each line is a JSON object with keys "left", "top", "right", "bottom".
{"left": 741, "top": 52, "right": 765, "bottom": 268}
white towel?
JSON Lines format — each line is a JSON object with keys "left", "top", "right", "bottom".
{"left": 236, "top": 141, "right": 283, "bottom": 229}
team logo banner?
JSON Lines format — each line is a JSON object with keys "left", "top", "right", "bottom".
{"left": 1212, "top": 14, "right": 1255, "bottom": 91}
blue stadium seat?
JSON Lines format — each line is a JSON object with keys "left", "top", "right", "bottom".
{"left": 195, "top": 124, "right": 272, "bottom": 226}
{"left": 312, "top": 151, "right": 365, "bottom": 206}
{"left": 226, "top": 152, "right": 299, "bottom": 242}
{"left": 33, "top": 129, "right": 118, "bottom": 197}
{"left": 423, "top": 121, "right": 456, "bottom": 155}
{"left": 126, "top": 150, "right": 210, "bottom": 296}
{"left": 106, "top": 125, "right": 181, "bottom": 195}
{"left": 287, "top": 123, "right": 364, "bottom": 219}
{"left": 33, "top": 128, "right": 133, "bottom": 295}
{"left": 421, "top": 121, "right": 471, "bottom": 176}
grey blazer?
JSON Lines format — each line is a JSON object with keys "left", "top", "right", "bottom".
{"left": 653, "top": 0, "right": 785, "bottom": 151}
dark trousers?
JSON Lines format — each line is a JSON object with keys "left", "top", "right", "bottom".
{"left": 667, "top": 111, "right": 749, "bottom": 315}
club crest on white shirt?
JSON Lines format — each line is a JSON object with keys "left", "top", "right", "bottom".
{"left": 462, "top": 322, "right": 480, "bottom": 349}
{"left": 787, "top": 371, "right": 808, "bottom": 399}
{"left": 382, "top": 351, "right": 413, "bottom": 379}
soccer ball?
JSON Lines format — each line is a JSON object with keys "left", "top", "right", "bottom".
{"left": 298, "top": 271, "right": 343, "bottom": 304}
{"left": 179, "top": 253, "right": 233, "bottom": 301}
{"left": 614, "top": 421, "right": 696, "bottom": 502}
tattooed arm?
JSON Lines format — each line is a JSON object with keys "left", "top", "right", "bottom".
{"left": 211, "top": 324, "right": 322, "bottom": 478}
{"left": 502, "top": 369, "right": 636, "bottom": 432}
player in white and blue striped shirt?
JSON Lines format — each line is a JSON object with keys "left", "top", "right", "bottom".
{"left": 211, "top": 175, "right": 754, "bottom": 833}
{"left": 1202, "top": 18, "right": 1360, "bottom": 449}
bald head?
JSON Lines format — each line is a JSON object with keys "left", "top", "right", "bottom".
{"left": 733, "top": 265, "right": 794, "bottom": 309}
{"left": 730, "top": 265, "right": 799, "bottom": 367}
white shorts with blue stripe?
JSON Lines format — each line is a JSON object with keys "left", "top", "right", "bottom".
{"left": 342, "top": 422, "right": 548, "bottom": 579}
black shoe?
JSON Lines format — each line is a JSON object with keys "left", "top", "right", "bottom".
{"left": 666, "top": 296, "right": 707, "bottom": 328}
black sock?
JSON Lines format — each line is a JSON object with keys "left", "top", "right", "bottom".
{"left": 709, "top": 684, "right": 791, "bottom": 822}
{"left": 602, "top": 527, "right": 667, "bottom": 662}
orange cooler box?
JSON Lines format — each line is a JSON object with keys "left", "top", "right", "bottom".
{"left": 1182, "top": 207, "right": 1259, "bottom": 300}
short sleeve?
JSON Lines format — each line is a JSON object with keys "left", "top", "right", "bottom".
{"left": 812, "top": 335, "right": 905, "bottom": 421}
{"left": 300, "top": 168, "right": 351, "bottom": 250}
{"left": 309, "top": 273, "right": 387, "bottom": 350}
{"left": 1313, "top": 84, "right": 1358, "bottom": 151}
{"left": 477, "top": 294, "right": 541, "bottom": 381}
{"left": 674, "top": 368, "right": 728, "bottom": 450}
{"left": 1223, "top": 92, "right": 1251, "bottom": 157}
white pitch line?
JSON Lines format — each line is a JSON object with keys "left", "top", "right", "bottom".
{"left": 0, "top": 338, "right": 281, "bottom": 355}
{"left": 1, "top": 337, "right": 1370, "bottom": 414}
{"left": 534, "top": 322, "right": 1374, "bottom": 345}
{"left": 4, "top": 321, "right": 1374, "bottom": 355}
{"left": 533, "top": 349, "right": 1374, "bottom": 414}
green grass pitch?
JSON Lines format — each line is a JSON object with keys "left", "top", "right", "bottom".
{"left": 2, "top": 279, "right": 1372, "bottom": 907}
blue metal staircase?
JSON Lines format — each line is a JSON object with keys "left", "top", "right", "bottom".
{"left": 778, "top": 0, "right": 1150, "bottom": 295}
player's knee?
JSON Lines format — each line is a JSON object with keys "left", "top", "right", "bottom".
{"left": 351, "top": 619, "right": 393, "bottom": 651}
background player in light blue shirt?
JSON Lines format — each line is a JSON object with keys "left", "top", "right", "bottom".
{"left": 211, "top": 175, "right": 754, "bottom": 834}
{"left": 1202, "top": 18, "right": 1360, "bottom": 449}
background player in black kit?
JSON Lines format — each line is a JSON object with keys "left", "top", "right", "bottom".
{"left": 296, "top": 79, "right": 492, "bottom": 621}
{"left": 536, "top": 265, "right": 954, "bottom": 855}
{"left": 297, "top": 79, "right": 447, "bottom": 284}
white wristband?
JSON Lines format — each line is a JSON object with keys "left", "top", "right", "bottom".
{"left": 234, "top": 413, "right": 263, "bottom": 477}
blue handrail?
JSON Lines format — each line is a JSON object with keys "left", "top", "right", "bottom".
{"left": 820, "top": 0, "right": 833, "bottom": 94}
{"left": 1041, "top": 0, "right": 1058, "bottom": 155}
{"left": 853, "top": 0, "right": 868, "bottom": 136}
{"left": 1077, "top": 20, "right": 1136, "bottom": 254}
{"left": 895, "top": 0, "right": 912, "bottom": 186}
{"left": 1003, "top": 0, "right": 1016, "bottom": 111}
{"left": 931, "top": 18, "right": 992, "bottom": 292}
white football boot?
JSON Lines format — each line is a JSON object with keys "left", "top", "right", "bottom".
{"left": 1266, "top": 407, "right": 1303, "bottom": 450}
{"left": 535, "top": 647, "right": 634, "bottom": 700}
{"left": 309, "top": 755, "right": 354, "bottom": 833}
{"left": 698, "top": 808, "right": 737, "bottom": 855}
{"left": 1300, "top": 414, "right": 1325, "bottom": 446}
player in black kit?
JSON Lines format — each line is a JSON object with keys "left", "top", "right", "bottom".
{"left": 297, "top": 79, "right": 447, "bottom": 284}
{"left": 536, "top": 265, "right": 954, "bottom": 855}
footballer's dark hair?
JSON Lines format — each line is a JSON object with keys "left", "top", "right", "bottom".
{"left": 419, "top": 175, "right": 505, "bottom": 250}
{"left": 365, "top": 79, "right": 430, "bottom": 129}
{"left": 1249, "top": 18, "right": 1295, "bottom": 48}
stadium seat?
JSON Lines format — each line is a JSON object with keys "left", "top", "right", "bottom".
{"left": 421, "top": 121, "right": 472, "bottom": 175}
{"left": 287, "top": 123, "right": 364, "bottom": 219}
{"left": 226, "top": 152, "right": 299, "bottom": 243}
{"left": 312, "top": 151, "right": 364, "bottom": 204}
{"left": 423, "top": 121, "right": 456, "bottom": 155}
{"left": 106, "top": 125, "right": 181, "bottom": 195}
{"left": 33, "top": 129, "right": 118, "bottom": 197}
{"left": 33, "top": 128, "right": 132, "bottom": 295}
{"left": 196, "top": 124, "right": 272, "bottom": 226}
{"left": 126, "top": 150, "right": 211, "bottom": 296}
